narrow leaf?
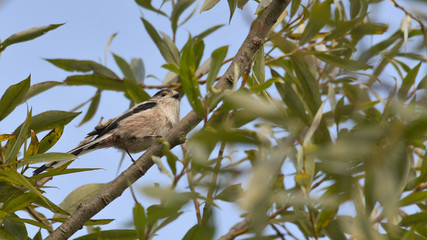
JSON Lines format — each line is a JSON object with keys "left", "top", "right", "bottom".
{"left": 54, "top": 183, "right": 106, "bottom": 218}
{"left": 38, "top": 126, "right": 64, "bottom": 153}
{"left": 79, "top": 90, "right": 101, "bottom": 126}
{"left": 0, "top": 24, "right": 63, "bottom": 52}
{"left": 113, "top": 54, "right": 150, "bottom": 102}
{"left": 171, "top": 0, "right": 195, "bottom": 35}
{"left": 201, "top": 0, "right": 220, "bottom": 12}
{"left": 19, "top": 153, "right": 76, "bottom": 165}
{"left": 398, "top": 62, "right": 421, "bottom": 99}
{"left": 133, "top": 203, "right": 146, "bottom": 239}
{"left": 65, "top": 74, "right": 125, "bottom": 91}
{"left": 22, "top": 81, "right": 62, "bottom": 103}
{"left": 300, "top": 0, "right": 332, "bottom": 44}
{"left": 0, "top": 76, "right": 31, "bottom": 121}
{"left": 206, "top": 46, "right": 228, "bottom": 90}
{"left": 316, "top": 53, "right": 372, "bottom": 71}
{"left": 45, "top": 59, "right": 118, "bottom": 79}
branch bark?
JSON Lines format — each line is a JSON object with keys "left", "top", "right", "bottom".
{"left": 46, "top": 1, "right": 290, "bottom": 239}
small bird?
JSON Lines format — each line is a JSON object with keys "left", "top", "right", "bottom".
{"left": 33, "top": 89, "right": 180, "bottom": 175}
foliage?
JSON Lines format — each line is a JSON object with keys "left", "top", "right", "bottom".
{"left": 0, "top": 0, "right": 426, "bottom": 239}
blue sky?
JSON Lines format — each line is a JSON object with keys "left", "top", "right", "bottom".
{"left": 0, "top": 0, "right": 423, "bottom": 239}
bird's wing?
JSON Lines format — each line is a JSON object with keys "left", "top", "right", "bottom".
{"left": 87, "top": 101, "right": 158, "bottom": 139}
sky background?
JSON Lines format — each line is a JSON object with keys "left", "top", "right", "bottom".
{"left": 0, "top": 0, "right": 423, "bottom": 239}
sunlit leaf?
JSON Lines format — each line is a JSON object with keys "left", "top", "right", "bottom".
{"left": 206, "top": 46, "right": 228, "bottom": 90}
{"left": 65, "top": 74, "right": 125, "bottom": 91}
{"left": 45, "top": 59, "right": 118, "bottom": 79}
{"left": 0, "top": 76, "right": 30, "bottom": 121}
{"left": 0, "top": 23, "right": 63, "bottom": 52}
{"left": 171, "top": 0, "right": 195, "bottom": 35}
{"left": 130, "top": 58, "right": 146, "bottom": 84}
{"left": 133, "top": 203, "right": 146, "bottom": 239}
{"left": 54, "top": 183, "right": 106, "bottom": 218}
{"left": 113, "top": 54, "right": 150, "bottom": 102}
{"left": 200, "top": 0, "right": 220, "bottom": 12}
{"left": 79, "top": 90, "right": 101, "bottom": 126}
{"left": 300, "top": 0, "right": 332, "bottom": 44}
{"left": 215, "top": 183, "right": 244, "bottom": 202}
{"left": 22, "top": 81, "right": 62, "bottom": 103}
{"left": 135, "top": 0, "right": 167, "bottom": 16}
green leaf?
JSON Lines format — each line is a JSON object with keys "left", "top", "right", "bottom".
{"left": 215, "top": 184, "right": 244, "bottom": 202}
{"left": 22, "top": 81, "right": 62, "bottom": 103}
{"left": 141, "top": 18, "right": 179, "bottom": 65}
{"left": 135, "top": 0, "right": 167, "bottom": 16}
{"left": 359, "top": 30, "right": 401, "bottom": 62}
{"left": 53, "top": 183, "right": 106, "bottom": 218}
{"left": 250, "top": 78, "right": 283, "bottom": 93}
{"left": 398, "top": 62, "right": 421, "bottom": 99}
{"left": 206, "top": 46, "right": 228, "bottom": 90}
{"left": 290, "top": 0, "right": 302, "bottom": 17}
{"left": 227, "top": 0, "right": 238, "bottom": 22}
{"left": 0, "top": 226, "right": 18, "bottom": 240}
{"left": 400, "top": 213, "right": 427, "bottom": 226}
{"left": 5, "top": 109, "right": 32, "bottom": 164}
{"left": 3, "top": 215, "right": 27, "bottom": 240}
{"left": 65, "top": 74, "right": 126, "bottom": 91}
{"left": 300, "top": 0, "right": 332, "bottom": 44}
{"left": 316, "top": 204, "right": 338, "bottom": 231}
{"left": 399, "top": 191, "right": 427, "bottom": 206}
{"left": 275, "top": 80, "right": 309, "bottom": 123}
{"left": 0, "top": 169, "right": 55, "bottom": 212}
{"left": 162, "top": 144, "right": 178, "bottom": 175}
{"left": 253, "top": 45, "right": 265, "bottom": 83}
{"left": 54, "top": 183, "right": 106, "bottom": 218}
{"left": 31, "top": 167, "right": 100, "bottom": 179}
{"left": 194, "top": 24, "right": 224, "bottom": 41}
{"left": 113, "top": 54, "right": 150, "bottom": 103}
{"left": 201, "top": 0, "right": 220, "bottom": 12}
{"left": 0, "top": 76, "right": 31, "bottom": 121}
{"left": 179, "top": 40, "right": 204, "bottom": 116}
{"left": 171, "top": 0, "right": 195, "bottom": 35}
{"left": 14, "top": 110, "right": 80, "bottom": 135}
{"left": 6, "top": 216, "right": 52, "bottom": 231}
{"left": 79, "top": 90, "right": 101, "bottom": 126}
{"left": 315, "top": 53, "right": 372, "bottom": 71}
{"left": 0, "top": 23, "right": 63, "bottom": 52}
{"left": 19, "top": 153, "right": 76, "bottom": 166}
{"left": 33, "top": 230, "right": 42, "bottom": 240}
{"left": 1, "top": 192, "right": 38, "bottom": 213}
{"left": 74, "top": 230, "right": 137, "bottom": 240}
{"left": 133, "top": 203, "right": 146, "bottom": 239}
{"left": 130, "top": 58, "right": 145, "bottom": 84}
{"left": 45, "top": 59, "right": 119, "bottom": 79}
{"left": 159, "top": 32, "right": 180, "bottom": 66}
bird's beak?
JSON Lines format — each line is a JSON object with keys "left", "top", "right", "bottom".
{"left": 173, "top": 93, "right": 180, "bottom": 99}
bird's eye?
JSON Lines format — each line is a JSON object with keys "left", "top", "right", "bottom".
{"left": 161, "top": 91, "right": 167, "bottom": 97}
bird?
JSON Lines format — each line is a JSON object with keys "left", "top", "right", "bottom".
{"left": 33, "top": 89, "right": 180, "bottom": 176}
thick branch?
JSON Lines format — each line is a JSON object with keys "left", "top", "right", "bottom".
{"left": 46, "top": 1, "right": 290, "bottom": 239}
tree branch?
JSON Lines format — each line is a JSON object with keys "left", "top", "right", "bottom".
{"left": 45, "top": 1, "right": 290, "bottom": 239}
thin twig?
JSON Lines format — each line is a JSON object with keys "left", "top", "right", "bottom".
{"left": 218, "top": 207, "right": 287, "bottom": 240}
{"left": 26, "top": 206, "right": 53, "bottom": 233}
{"left": 269, "top": 224, "right": 286, "bottom": 240}
{"left": 389, "top": 0, "right": 426, "bottom": 43}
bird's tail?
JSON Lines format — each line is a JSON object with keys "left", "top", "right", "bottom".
{"left": 32, "top": 134, "right": 109, "bottom": 176}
